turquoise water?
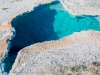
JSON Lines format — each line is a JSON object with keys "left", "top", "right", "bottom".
{"left": 3, "top": 1, "right": 100, "bottom": 73}
{"left": 50, "top": 2, "right": 100, "bottom": 38}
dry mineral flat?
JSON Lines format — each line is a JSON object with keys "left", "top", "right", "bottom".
{"left": 9, "top": 30, "right": 100, "bottom": 75}
{"left": 61, "top": 0, "right": 100, "bottom": 15}
{"left": 0, "top": 0, "right": 53, "bottom": 25}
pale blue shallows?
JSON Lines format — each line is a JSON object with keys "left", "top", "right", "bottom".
{"left": 50, "top": 2, "right": 100, "bottom": 38}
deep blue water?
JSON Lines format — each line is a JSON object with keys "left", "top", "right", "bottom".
{"left": 3, "top": 1, "right": 100, "bottom": 73}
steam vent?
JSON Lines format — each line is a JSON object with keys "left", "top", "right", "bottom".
{"left": 0, "top": 0, "right": 100, "bottom": 75}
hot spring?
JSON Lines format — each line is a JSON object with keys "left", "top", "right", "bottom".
{"left": 2, "top": 1, "right": 100, "bottom": 73}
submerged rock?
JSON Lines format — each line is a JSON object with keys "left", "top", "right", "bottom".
{"left": 9, "top": 30, "right": 100, "bottom": 75}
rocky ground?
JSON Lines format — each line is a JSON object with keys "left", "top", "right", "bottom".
{"left": 9, "top": 30, "right": 100, "bottom": 75}
{"left": 0, "top": 0, "right": 53, "bottom": 25}
{"left": 61, "top": 0, "right": 100, "bottom": 15}
{"left": 0, "top": 19, "right": 14, "bottom": 60}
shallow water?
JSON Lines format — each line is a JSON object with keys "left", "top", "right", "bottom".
{"left": 50, "top": 2, "right": 100, "bottom": 38}
{"left": 3, "top": 1, "right": 100, "bottom": 73}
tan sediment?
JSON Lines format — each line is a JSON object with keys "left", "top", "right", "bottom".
{"left": 23, "top": 37, "right": 71, "bottom": 52}
{"left": 0, "top": 33, "right": 13, "bottom": 60}
{"left": 0, "top": 18, "right": 13, "bottom": 60}
{"left": 0, "top": 24, "right": 11, "bottom": 31}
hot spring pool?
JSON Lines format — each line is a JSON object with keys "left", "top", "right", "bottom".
{"left": 2, "top": 1, "right": 100, "bottom": 73}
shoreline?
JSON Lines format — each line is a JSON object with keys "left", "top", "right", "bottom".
{"left": 0, "top": 0, "right": 53, "bottom": 25}
{"left": 9, "top": 30, "right": 100, "bottom": 75}
{"left": 60, "top": 0, "right": 100, "bottom": 15}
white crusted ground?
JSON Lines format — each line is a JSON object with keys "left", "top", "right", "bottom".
{"left": 60, "top": 0, "right": 100, "bottom": 15}
{"left": 9, "top": 30, "right": 100, "bottom": 75}
{"left": 0, "top": 0, "right": 53, "bottom": 25}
